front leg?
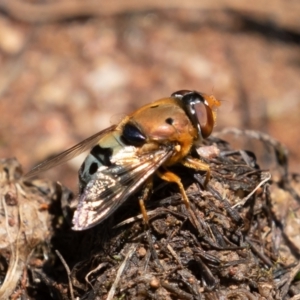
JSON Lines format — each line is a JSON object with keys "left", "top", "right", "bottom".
{"left": 181, "top": 156, "right": 210, "bottom": 186}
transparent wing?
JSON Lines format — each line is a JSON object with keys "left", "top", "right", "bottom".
{"left": 24, "top": 125, "right": 116, "bottom": 179}
{"left": 72, "top": 145, "right": 175, "bottom": 230}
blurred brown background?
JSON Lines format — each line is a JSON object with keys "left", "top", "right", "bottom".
{"left": 0, "top": 0, "right": 299, "bottom": 190}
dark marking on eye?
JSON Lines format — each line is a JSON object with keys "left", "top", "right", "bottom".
{"left": 165, "top": 117, "right": 174, "bottom": 125}
{"left": 89, "top": 162, "right": 98, "bottom": 175}
{"left": 150, "top": 104, "right": 159, "bottom": 108}
{"left": 171, "top": 90, "right": 192, "bottom": 98}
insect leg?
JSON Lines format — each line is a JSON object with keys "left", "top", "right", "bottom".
{"left": 181, "top": 156, "right": 210, "bottom": 186}
{"left": 138, "top": 177, "right": 153, "bottom": 224}
{"left": 156, "top": 169, "right": 190, "bottom": 209}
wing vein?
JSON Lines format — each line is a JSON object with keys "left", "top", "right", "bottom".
{"left": 24, "top": 125, "right": 116, "bottom": 179}
{"left": 72, "top": 146, "right": 175, "bottom": 230}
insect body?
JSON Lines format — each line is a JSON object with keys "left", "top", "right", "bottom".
{"left": 25, "top": 90, "right": 221, "bottom": 230}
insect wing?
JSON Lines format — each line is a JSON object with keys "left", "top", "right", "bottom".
{"left": 72, "top": 145, "right": 175, "bottom": 230}
{"left": 24, "top": 125, "right": 116, "bottom": 179}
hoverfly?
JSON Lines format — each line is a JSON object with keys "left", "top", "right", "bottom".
{"left": 25, "top": 90, "right": 221, "bottom": 230}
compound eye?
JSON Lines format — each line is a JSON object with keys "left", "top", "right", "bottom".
{"left": 171, "top": 90, "right": 192, "bottom": 98}
{"left": 181, "top": 91, "right": 215, "bottom": 139}
{"left": 194, "top": 101, "right": 214, "bottom": 138}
